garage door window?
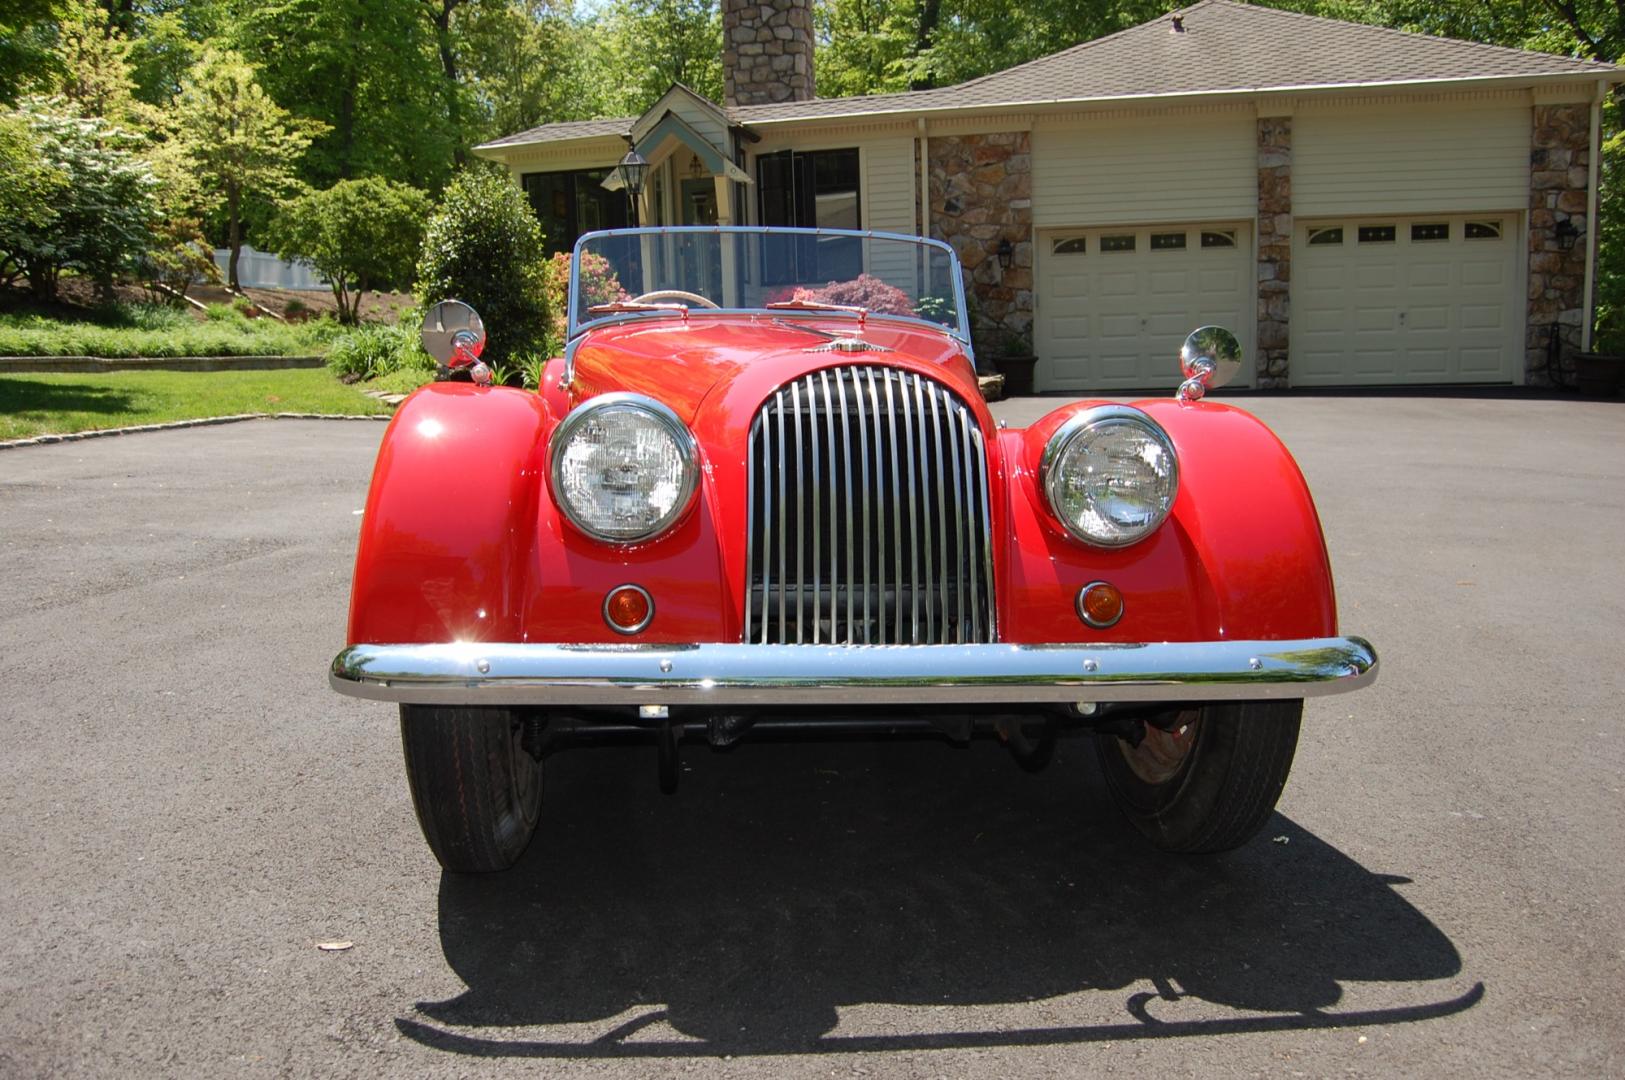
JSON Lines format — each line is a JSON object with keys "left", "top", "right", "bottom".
{"left": 1411, "top": 223, "right": 1450, "bottom": 242}
{"left": 1201, "top": 230, "right": 1237, "bottom": 248}
{"left": 1358, "top": 225, "right": 1397, "bottom": 244}
{"left": 1052, "top": 237, "right": 1087, "bottom": 254}
{"left": 1465, "top": 221, "right": 1502, "bottom": 240}
{"left": 1150, "top": 232, "right": 1187, "bottom": 251}
{"left": 1307, "top": 227, "right": 1343, "bottom": 245}
{"left": 1100, "top": 234, "right": 1136, "bottom": 253}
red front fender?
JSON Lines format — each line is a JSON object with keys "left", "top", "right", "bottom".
{"left": 347, "top": 383, "right": 552, "bottom": 645}
{"left": 996, "top": 398, "right": 1337, "bottom": 643}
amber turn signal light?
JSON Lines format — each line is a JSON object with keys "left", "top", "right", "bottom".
{"left": 1077, "top": 581, "right": 1124, "bottom": 629}
{"left": 603, "top": 584, "right": 654, "bottom": 634}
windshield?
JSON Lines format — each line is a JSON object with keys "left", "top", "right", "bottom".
{"left": 569, "top": 227, "right": 969, "bottom": 343}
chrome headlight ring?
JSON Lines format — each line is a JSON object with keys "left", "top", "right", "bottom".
{"left": 549, "top": 393, "right": 701, "bottom": 543}
{"left": 1040, "top": 405, "right": 1179, "bottom": 548}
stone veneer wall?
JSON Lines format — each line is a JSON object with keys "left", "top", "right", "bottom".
{"left": 928, "top": 133, "right": 1034, "bottom": 351}
{"left": 1527, "top": 103, "right": 1591, "bottom": 385}
{"left": 722, "top": 0, "right": 814, "bottom": 106}
{"left": 1256, "top": 117, "right": 1292, "bottom": 389}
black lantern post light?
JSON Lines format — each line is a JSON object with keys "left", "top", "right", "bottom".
{"left": 617, "top": 148, "right": 649, "bottom": 224}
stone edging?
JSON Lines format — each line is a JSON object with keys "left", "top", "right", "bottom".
{"left": 0, "top": 355, "right": 326, "bottom": 373}
{"left": 0, "top": 412, "right": 390, "bottom": 451}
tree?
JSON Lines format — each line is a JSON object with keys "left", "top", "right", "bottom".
{"left": 227, "top": 0, "right": 456, "bottom": 192}
{"left": 170, "top": 47, "right": 326, "bottom": 289}
{"left": 0, "top": 0, "right": 65, "bottom": 105}
{"left": 271, "top": 177, "right": 431, "bottom": 323}
{"left": 0, "top": 97, "right": 157, "bottom": 300}
{"left": 593, "top": 0, "right": 723, "bottom": 111}
{"left": 416, "top": 167, "right": 550, "bottom": 364}
{"left": 0, "top": 111, "right": 69, "bottom": 290}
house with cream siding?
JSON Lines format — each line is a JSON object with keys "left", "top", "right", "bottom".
{"left": 473, "top": 0, "right": 1625, "bottom": 391}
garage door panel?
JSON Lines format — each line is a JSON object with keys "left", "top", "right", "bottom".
{"left": 1459, "top": 347, "right": 1505, "bottom": 374}
{"left": 1407, "top": 261, "right": 1452, "bottom": 287}
{"left": 1354, "top": 307, "right": 1395, "bottom": 332}
{"left": 1460, "top": 304, "right": 1503, "bottom": 331}
{"left": 1037, "top": 222, "right": 1254, "bottom": 389}
{"left": 1199, "top": 268, "right": 1242, "bottom": 292}
{"left": 1408, "top": 306, "right": 1450, "bottom": 331}
{"left": 1292, "top": 214, "right": 1517, "bottom": 385}
{"left": 1405, "top": 348, "right": 1449, "bottom": 375}
{"left": 1052, "top": 275, "right": 1089, "bottom": 299}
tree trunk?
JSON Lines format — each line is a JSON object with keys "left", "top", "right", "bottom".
{"left": 227, "top": 184, "right": 242, "bottom": 291}
{"left": 910, "top": 0, "right": 942, "bottom": 90}
{"left": 426, "top": 0, "right": 466, "bottom": 167}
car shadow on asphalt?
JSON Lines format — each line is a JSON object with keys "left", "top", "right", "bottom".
{"left": 397, "top": 734, "right": 1480, "bottom": 1058}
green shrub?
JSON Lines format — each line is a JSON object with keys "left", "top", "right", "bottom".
{"left": 416, "top": 169, "right": 548, "bottom": 366}
{"left": 271, "top": 177, "right": 430, "bottom": 326}
{"left": 325, "top": 319, "right": 434, "bottom": 381}
{"left": 0, "top": 306, "right": 345, "bottom": 357}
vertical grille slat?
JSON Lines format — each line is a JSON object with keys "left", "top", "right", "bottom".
{"left": 745, "top": 366, "right": 995, "bottom": 645}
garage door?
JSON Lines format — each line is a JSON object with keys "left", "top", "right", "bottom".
{"left": 1293, "top": 215, "right": 1519, "bottom": 385}
{"left": 1035, "top": 223, "right": 1253, "bottom": 391}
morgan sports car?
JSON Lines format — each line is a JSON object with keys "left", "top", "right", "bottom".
{"left": 330, "top": 226, "right": 1378, "bottom": 873}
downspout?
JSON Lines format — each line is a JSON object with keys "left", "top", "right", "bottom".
{"left": 1584, "top": 78, "right": 1604, "bottom": 350}
{"left": 918, "top": 117, "right": 931, "bottom": 238}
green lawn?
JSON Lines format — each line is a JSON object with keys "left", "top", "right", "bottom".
{"left": 0, "top": 368, "right": 392, "bottom": 439}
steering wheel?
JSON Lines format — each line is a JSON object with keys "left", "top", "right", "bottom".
{"left": 632, "top": 289, "right": 719, "bottom": 309}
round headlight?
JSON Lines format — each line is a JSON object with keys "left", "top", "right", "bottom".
{"left": 1041, "top": 406, "right": 1178, "bottom": 547}
{"left": 550, "top": 394, "right": 699, "bottom": 542}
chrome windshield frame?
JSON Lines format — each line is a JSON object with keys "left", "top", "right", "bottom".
{"left": 566, "top": 225, "right": 973, "bottom": 350}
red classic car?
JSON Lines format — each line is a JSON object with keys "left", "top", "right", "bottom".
{"left": 330, "top": 226, "right": 1377, "bottom": 873}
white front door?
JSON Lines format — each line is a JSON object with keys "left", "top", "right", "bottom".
{"left": 1035, "top": 223, "right": 1254, "bottom": 391}
{"left": 1292, "top": 215, "right": 1520, "bottom": 385}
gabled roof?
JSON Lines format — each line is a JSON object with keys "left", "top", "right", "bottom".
{"left": 478, "top": 0, "right": 1620, "bottom": 152}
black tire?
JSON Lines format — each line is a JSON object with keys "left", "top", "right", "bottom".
{"left": 400, "top": 705, "right": 542, "bottom": 873}
{"left": 1096, "top": 700, "right": 1301, "bottom": 853}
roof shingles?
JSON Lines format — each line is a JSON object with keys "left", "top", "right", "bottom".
{"left": 481, "top": 0, "right": 1618, "bottom": 148}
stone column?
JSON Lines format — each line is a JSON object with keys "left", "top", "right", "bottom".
{"left": 1256, "top": 117, "right": 1292, "bottom": 389}
{"left": 723, "top": 0, "right": 815, "bottom": 107}
{"left": 1527, "top": 103, "right": 1591, "bottom": 385}
{"left": 927, "top": 132, "right": 1034, "bottom": 354}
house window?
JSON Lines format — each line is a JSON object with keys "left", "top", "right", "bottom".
{"left": 1099, "top": 234, "right": 1136, "bottom": 253}
{"left": 757, "top": 148, "right": 862, "bottom": 282}
{"left": 1465, "top": 221, "right": 1502, "bottom": 240}
{"left": 1307, "top": 227, "right": 1343, "bottom": 245}
{"left": 1052, "top": 237, "right": 1086, "bottom": 255}
{"left": 1200, "top": 230, "right": 1237, "bottom": 248}
{"left": 1411, "top": 222, "right": 1450, "bottom": 242}
{"left": 1150, "top": 232, "right": 1187, "bottom": 251}
{"left": 1358, "top": 225, "right": 1397, "bottom": 244}
{"left": 521, "top": 168, "right": 630, "bottom": 257}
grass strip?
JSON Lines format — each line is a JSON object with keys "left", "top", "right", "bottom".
{"left": 0, "top": 369, "right": 392, "bottom": 439}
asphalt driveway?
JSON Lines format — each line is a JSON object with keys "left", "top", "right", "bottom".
{"left": 1, "top": 393, "right": 1621, "bottom": 1077}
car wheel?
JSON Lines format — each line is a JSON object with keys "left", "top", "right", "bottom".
{"left": 400, "top": 705, "right": 542, "bottom": 873}
{"left": 1095, "top": 700, "right": 1301, "bottom": 853}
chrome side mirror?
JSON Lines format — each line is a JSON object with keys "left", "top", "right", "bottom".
{"left": 1176, "top": 326, "right": 1242, "bottom": 401}
{"left": 421, "top": 300, "right": 489, "bottom": 383}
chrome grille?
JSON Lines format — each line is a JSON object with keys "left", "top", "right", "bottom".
{"left": 744, "top": 366, "right": 996, "bottom": 645}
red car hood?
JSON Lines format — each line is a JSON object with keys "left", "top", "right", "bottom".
{"left": 565, "top": 313, "right": 983, "bottom": 427}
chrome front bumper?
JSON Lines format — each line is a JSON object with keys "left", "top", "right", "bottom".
{"left": 329, "top": 637, "right": 1377, "bottom": 706}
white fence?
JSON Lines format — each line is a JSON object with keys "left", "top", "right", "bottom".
{"left": 209, "top": 246, "right": 328, "bottom": 291}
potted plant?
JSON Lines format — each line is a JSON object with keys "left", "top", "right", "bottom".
{"left": 1574, "top": 352, "right": 1623, "bottom": 396}
{"left": 990, "top": 330, "right": 1038, "bottom": 396}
